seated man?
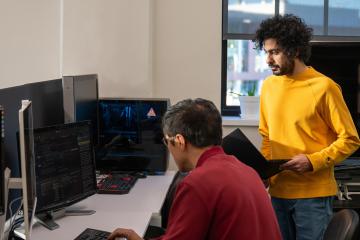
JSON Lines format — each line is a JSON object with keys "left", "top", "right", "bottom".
{"left": 108, "top": 98, "right": 281, "bottom": 240}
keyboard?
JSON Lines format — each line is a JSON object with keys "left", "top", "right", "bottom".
{"left": 97, "top": 173, "right": 138, "bottom": 194}
{"left": 74, "top": 228, "right": 110, "bottom": 240}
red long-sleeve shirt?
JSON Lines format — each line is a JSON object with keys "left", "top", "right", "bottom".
{"left": 154, "top": 146, "right": 281, "bottom": 240}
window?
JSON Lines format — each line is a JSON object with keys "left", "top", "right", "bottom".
{"left": 227, "top": 0, "right": 275, "bottom": 35}
{"left": 226, "top": 40, "right": 270, "bottom": 107}
{"left": 222, "top": 0, "right": 360, "bottom": 116}
{"left": 279, "top": 0, "right": 324, "bottom": 35}
{"left": 328, "top": 1, "right": 360, "bottom": 36}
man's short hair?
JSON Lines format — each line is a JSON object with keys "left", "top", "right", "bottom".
{"left": 162, "top": 98, "right": 222, "bottom": 148}
{"left": 253, "top": 14, "right": 313, "bottom": 62}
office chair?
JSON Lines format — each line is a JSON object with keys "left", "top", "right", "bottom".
{"left": 144, "top": 171, "right": 188, "bottom": 239}
{"left": 323, "top": 209, "right": 359, "bottom": 240}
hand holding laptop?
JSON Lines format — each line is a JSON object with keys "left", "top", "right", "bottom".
{"left": 279, "top": 154, "right": 313, "bottom": 173}
{"left": 222, "top": 128, "right": 289, "bottom": 179}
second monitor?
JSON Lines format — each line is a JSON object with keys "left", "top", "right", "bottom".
{"left": 34, "top": 121, "right": 97, "bottom": 229}
{"left": 96, "top": 98, "right": 170, "bottom": 174}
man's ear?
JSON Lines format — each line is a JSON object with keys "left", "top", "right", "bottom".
{"left": 175, "top": 134, "right": 186, "bottom": 150}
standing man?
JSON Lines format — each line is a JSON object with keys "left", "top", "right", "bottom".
{"left": 253, "top": 14, "right": 360, "bottom": 240}
{"left": 108, "top": 98, "right": 281, "bottom": 240}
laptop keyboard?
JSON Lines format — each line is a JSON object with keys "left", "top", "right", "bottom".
{"left": 97, "top": 173, "right": 138, "bottom": 194}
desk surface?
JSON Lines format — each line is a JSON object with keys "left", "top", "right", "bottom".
{"left": 30, "top": 171, "right": 176, "bottom": 239}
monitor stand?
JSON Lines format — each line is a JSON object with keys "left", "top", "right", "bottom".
{"left": 36, "top": 207, "right": 96, "bottom": 230}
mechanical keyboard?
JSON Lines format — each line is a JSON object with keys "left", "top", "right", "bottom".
{"left": 74, "top": 228, "right": 110, "bottom": 240}
{"left": 97, "top": 173, "right": 138, "bottom": 194}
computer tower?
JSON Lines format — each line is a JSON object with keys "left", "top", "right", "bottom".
{"left": 62, "top": 74, "right": 99, "bottom": 143}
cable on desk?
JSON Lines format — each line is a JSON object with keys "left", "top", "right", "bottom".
{"left": 6, "top": 197, "right": 23, "bottom": 240}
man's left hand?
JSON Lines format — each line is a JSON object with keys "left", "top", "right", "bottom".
{"left": 280, "top": 154, "right": 313, "bottom": 173}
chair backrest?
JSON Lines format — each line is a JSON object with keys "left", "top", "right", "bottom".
{"left": 323, "top": 209, "right": 359, "bottom": 240}
{"left": 160, "top": 171, "right": 188, "bottom": 228}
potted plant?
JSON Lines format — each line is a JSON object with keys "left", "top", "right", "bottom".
{"left": 230, "top": 81, "right": 260, "bottom": 119}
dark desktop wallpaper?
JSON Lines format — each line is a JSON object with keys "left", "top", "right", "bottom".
{"left": 97, "top": 99, "right": 169, "bottom": 172}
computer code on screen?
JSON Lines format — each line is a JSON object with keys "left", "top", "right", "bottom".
{"left": 34, "top": 122, "right": 96, "bottom": 212}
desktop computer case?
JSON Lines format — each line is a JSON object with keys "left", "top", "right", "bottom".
{"left": 63, "top": 76, "right": 76, "bottom": 123}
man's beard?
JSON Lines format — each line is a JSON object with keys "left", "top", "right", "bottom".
{"left": 269, "top": 58, "right": 295, "bottom": 76}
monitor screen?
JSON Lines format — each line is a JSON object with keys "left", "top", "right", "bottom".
{"left": 96, "top": 98, "right": 169, "bottom": 173}
{"left": 34, "top": 121, "right": 97, "bottom": 214}
{"left": 18, "top": 100, "right": 37, "bottom": 239}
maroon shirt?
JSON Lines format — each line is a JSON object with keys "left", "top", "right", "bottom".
{"left": 154, "top": 146, "right": 281, "bottom": 240}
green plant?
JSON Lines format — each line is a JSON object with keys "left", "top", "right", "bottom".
{"left": 229, "top": 91, "right": 242, "bottom": 97}
{"left": 230, "top": 81, "right": 258, "bottom": 97}
{"left": 247, "top": 83, "right": 256, "bottom": 96}
{"left": 230, "top": 85, "right": 256, "bottom": 97}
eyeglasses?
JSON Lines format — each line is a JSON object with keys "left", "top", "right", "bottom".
{"left": 162, "top": 135, "right": 175, "bottom": 146}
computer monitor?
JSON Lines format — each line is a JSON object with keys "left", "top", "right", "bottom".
{"left": 96, "top": 98, "right": 169, "bottom": 173}
{"left": 18, "top": 100, "right": 37, "bottom": 240}
{"left": 33, "top": 121, "right": 97, "bottom": 229}
{"left": 63, "top": 74, "right": 99, "bottom": 144}
{"left": 0, "top": 79, "right": 64, "bottom": 180}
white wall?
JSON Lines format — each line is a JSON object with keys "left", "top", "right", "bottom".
{"left": 62, "top": 0, "right": 153, "bottom": 98}
{"left": 153, "top": 0, "right": 222, "bottom": 109}
{"left": 0, "top": 0, "right": 61, "bottom": 88}
{"left": 63, "top": 0, "right": 222, "bottom": 106}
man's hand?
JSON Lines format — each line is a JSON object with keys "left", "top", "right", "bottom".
{"left": 280, "top": 154, "right": 313, "bottom": 173}
{"left": 107, "top": 228, "right": 143, "bottom": 240}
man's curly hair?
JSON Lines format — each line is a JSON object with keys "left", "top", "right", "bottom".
{"left": 253, "top": 14, "right": 313, "bottom": 63}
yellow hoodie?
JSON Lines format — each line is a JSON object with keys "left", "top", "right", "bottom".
{"left": 259, "top": 66, "right": 360, "bottom": 198}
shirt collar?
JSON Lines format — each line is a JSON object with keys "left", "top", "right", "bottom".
{"left": 196, "top": 146, "right": 224, "bottom": 168}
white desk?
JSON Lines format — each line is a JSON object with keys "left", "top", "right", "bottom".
{"left": 30, "top": 171, "right": 176, "bottom": 239}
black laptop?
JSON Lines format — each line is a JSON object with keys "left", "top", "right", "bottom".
{"left": 222, "top": 128, "right": 288, "bottom": 179}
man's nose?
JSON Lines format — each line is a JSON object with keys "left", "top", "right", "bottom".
{"left": 266, "top": 54, "right": 273, "bottom": 65}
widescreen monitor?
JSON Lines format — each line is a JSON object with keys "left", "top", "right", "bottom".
{"left": 0, "top": 79, "right": 64, "bottom": 179}
{"left": 18, "top": 100, "right": 37, "bottom": 240}
{"left": 96, "top": 98, "right": 169, "bottom": 173}
{"left": 33, "top": 121, "right": 97, "bottom": 229}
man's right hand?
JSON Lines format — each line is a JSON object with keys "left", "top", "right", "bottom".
{"left": 107, "top": 228, "right": 143, "bottom": 240}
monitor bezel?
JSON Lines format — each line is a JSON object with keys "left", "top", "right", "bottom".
{"left": 0, "top": 106, "right": 5, "bottom": 216}
{"left": 18, "top": 99, "right": 37, "bottom": 239}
